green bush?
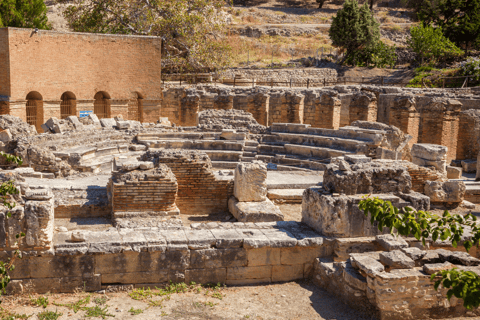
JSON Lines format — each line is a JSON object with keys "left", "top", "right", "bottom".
{"left": 460, "top": 57, "right": 480, "bottom": 81}
{"left": 345, "top": 40, "right": 397, "bottom": 68}
{"left": 408, "top": 24, "right": 463, "bottom": 65}
{"left": 0, "top": 0, "right": 50, "bottom": 29}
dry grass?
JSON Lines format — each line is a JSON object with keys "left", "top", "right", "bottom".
{"left": 226, "top": 34, "right": 334, "bottom": 67}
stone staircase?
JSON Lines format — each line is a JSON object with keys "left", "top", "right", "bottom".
{"left": 240, "top": 141, "right": 259, "bottom": 163}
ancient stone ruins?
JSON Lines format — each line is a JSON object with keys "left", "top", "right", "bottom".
{"left": 2, "top": 27, "right": 480, "bottom": 320}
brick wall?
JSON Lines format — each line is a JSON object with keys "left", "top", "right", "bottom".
{"left": 314, "top": 94, "right": 341, "bottom": 129}
{"left": 349, "top": 94, "right": 378, "bottom": 123}
{"left": 156, "top": 157, "right": 233, "bottom": 215}
{"left": 389, "top": 96, "right": 419, "bottom": 147}
{"left": 0, "top": 28, "right": 10, "bottom": 98}
{"left": 456, "top": 110, "right": 480, "bottom": 160}
{"left": 112, "top": 179, "right": 178, "bottom": 213}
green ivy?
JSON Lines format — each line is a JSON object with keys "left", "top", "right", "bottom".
{"left": 0, "top": 152, "right": 23, "bottom": 167}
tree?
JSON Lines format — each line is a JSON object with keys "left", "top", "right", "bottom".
{"left": 0, "top": 0, "right": 50, "bottom": 29}
{"left": 403, "top": 0, "right": 480, "bottom": 54}
{"left": 57, "top": 0, "right": 232, "bottom": 73}
{"left": 408, "top": 24, "right": 464, "bottom": 65}
{"left": 329, "top": 0, "right": 380, "bottom": 64}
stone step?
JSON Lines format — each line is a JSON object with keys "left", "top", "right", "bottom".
{"left": 271, "top": 123, "right": 384, "bottom": 145}
{"left": 137, "top": 132, "right": 220, "bottom": 141}
{"left": 211, "top": 161, "right": 239, "bottom": 169}
{"left": 258, "top": 144, "right": 352, "bottom": 159}
{"left": 147, "top": 139, "right": 244, "bottom": 151}
{"left": 243, "top": 146, "right": 258, "bottom": 152}
{"left": 241, "top": 156, "right": 256, "bottom": 162}
{"left": 245, "top": 140, "right": 259, "bottom": 147}
{"left": 262, "top": 133, "right": 369, "bottom": 153}
{"left": 267, "top": 189, "right": 304, "bottom": 203}
{"left": 257, "top": 155, "right": 327, "bottom": 171}
{"left": 242, "top": 152, "right": 257, "bottom": 157}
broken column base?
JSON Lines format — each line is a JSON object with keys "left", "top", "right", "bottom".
{"left": 228, "top": 197, "right": 284, "bottom": 222}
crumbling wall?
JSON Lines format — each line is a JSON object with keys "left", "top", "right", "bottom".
{"left": 349, "top": 91, "right": 378, "bottom": 123}
{"left": 141, "top": 150, "right": 233, "bottom": 215}
{"left": 456, "top": 109, "right": 480, "bottom": 160}
{"left": 197, "top": 109, "right": 266, "bottom": 134}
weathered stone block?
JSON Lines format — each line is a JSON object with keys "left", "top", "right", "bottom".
{"left": 226, "top": 266, "right": 272, "bottom": 280}
{"left": 100, "top": 118, "right": 116, "bottom": 128}
{"left": 379, "top": 250, "right": 415, "bottom": 269}
{"left": 375, "top": 234, "right": 408, "bottom": 251}
{"left": 246, "top": 247, "right": 281, "bottom": 266}
{"left": 272, "top": 264, "right": 304, "bottom": 282}
{"left": 24, "top": 198, "right": 54, "bottom": 248}
{"left": 234, "top": 161, "right": 267, "bottom": 202}
{"left": 186, "top": 268, "right": 226, "bottom": 284}
{"left": 411, "top": 144, "right": 448, "bottom": 161}
{"left": 412, "top": 156, "right": 447, "bottom": 173}
{"left": 424, "top": 180, "right": 466, "bottom": 203}
{"left": 461, "top": 159, "right": 477, "bottom": 173}
{"left": 447, "top": 166, "right": 462, "bottom": 179}
{"left": 190, "top": 248, "right": 247, "bottom": 269}
{"left": 280, "top": 246, "right": 327, "bottom": 265}
{"left": 423, "top": 262, "right": 454, "bottom": 275}
{"left": 349, "top": 254, "right": 385, "bottom": 276}
{"left": 228, "top": 197, "right": 283, "bottom": 222}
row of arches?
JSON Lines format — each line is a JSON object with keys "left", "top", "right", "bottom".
{"left": 24, "top": 91, "right": 144, "bottom": 128}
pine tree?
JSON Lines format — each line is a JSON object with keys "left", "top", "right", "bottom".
{"left": 329, "top": 0, "right": 380, "bottom": 64}
{"left": 0, "top": 0, "right": 50, "bottom": 29}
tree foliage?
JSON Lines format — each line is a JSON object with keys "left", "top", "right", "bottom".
{"left": 329, "top": 0, "right": 381, "bottom": 65}
{"left": 345, "top": 40, "right": 396, "bottom": 68}
{"left": 0, "top": 0, "right": 50, "bottom": 29}
{"left": 403, "top": 0, "right": 480, "bottom": 52}
{"left": 57, "top": 0, "right": 232, "bottom": 73}
{"left": 408, "top": 24, "right": 464, "bottom": 65}
{"left": 359, "top": 196, "right": 480, "bottom": 309}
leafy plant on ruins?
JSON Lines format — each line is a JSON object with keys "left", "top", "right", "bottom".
{"left": 329, "top": 0, "right": 395, "bottom": 66}
{"left": 460, "top": 57, "right": 480, "bottom": 82}
{"left": 56, "top": 0, "right": 232, "bottom": 73}
{"left": 359, "top": 196, "right": 480, "bottom": 309}
{"left": 0, "top": 0, "right": 50, "bottom": 29}
{"left": 0, "top": 179, "right": 24, "bottom": 301}
{"left": 30, "top": 296, "right": 49, "bottom": 308}
{"left": 408, "top": 24, "right": 463, "bottom": 65}
{"left": 0, "top": 152, "right": 23, "bottom": 167}
{"left": 37, "top": 310, "right": 62, "bottom": 320}
{"left": 402, "top": 0, "right": 480, "bottom": 54}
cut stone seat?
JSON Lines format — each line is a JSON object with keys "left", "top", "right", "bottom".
{"left": 271, "top": 123, "right": 384, "bottom": 145}
{"left": 267, "top": 189, "right": 304, "bottom": 203}
{"left": 256, "top": 155, "right": 327, "bottom": 171}
{"left": 146, "top": 139, "right": 244, "bottom": 151}
{"left": 137, "top": 132, "right": 220, "bottom": 142}
{"left": 258, "top": 144, "right": 353, "bottom": 160}
{"left": 211, "top": 161, "right": 240, "bottom": 169}
{"left": 204, "top": 150, "right": 243, "bottom": 161}
{"left": 78, "top": 151, "right": 145, "bottom": 173}
{"left": 262, "top": 133, "right": 369, "bottom": 153}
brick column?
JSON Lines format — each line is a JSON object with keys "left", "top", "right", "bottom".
{"left": 251, "top": 92, "right": 269, "bottom": 126}
{"left": 180, "top": 92, "right": 200, "bottom": 126}
{"left": 314, "top": 92, "right": 342, "bottom": 129}
{"left": 214, "top": 94, "right": 234, "bottom": 110}
{"left": 0, "top": 101, "right": 10, "bottom": 115}
{"left": 389, "top": 95, "right": 419, "bottom": 147}
{"left": 349, "top": 91, "right": 377, "bottom": 123}
{"left": 456, "top": 110, "right": 480, "bottom": 160}
{"left": 285, "top": 92, "right": 304, "bottom": 124}
{"left": 418, "top": 99, "right": 462, "bottom": 162}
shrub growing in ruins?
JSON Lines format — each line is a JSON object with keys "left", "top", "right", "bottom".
{"left": 345, "top": 40, "right": 397, "bottom": 68}
{"left": 408, "top": 24, "right": 463, "bottom": 65}
{"left": 359, "top": 196, "right": 480, "bottom": 309}
{"left": 329, "top": 0, "right": 381, "bottom": 65}
{"left": 0, "top": 0, "right": 50, "bottom": 29}
{"left": 461, "top": 57, "right": 480, "bottom": 82}
{"left": 57, "top": 0, "right": 232, "bottom": 73}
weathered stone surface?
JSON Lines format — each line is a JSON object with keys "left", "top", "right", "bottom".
{"left": 461, "top": 159, "right": 477, "bottom": 173}
{"left": 447, "top": 165, "right": 462, "bottom": 179}
{"left": 24, "top": 199, "right": 54, "bottom": 248}
{"left": 87, "top": 114, "right": 101, "bottom": 126}
{"left": 234, "top": 161, "right": 267, "bottom": 202}
{"left": 396, "top": 192, "right": 430, "bottom": 211}
{"left": 424, "top": 180, "right": 466, "bottom": 203}
{"left": 302, "top": 189, "right": 395, "bottom": 238}
{"left": 379, "top": 250, "right": 415, "bottom": 269}
{"left": 411, "top": 144, "right": 447, "bottom": 161}
{"left": 116, "top": 120, "right": 130, "bottom": 130}
{"left": 71, "top": 231, "right": 87, "bottom": 242}
{"left": 25, "top": 188, "right": 53, "bottom": 200}
{"left": 228, "top": 197, "right": 283, "bottom": 222}
{"left": 349, "top": 254, "right": 385, "bottom": 276}
{"left": 323, "top": 161, "right": 411, "bottom": 195}
{"left": 400, "top": 247, "right": 427, "bottom": 261}
{"left": 185, "top": 229, "right": 215, "bottom": 250}
{"left": 412, "top": 156, "right": 447, "bottom": 173}
{"left": 138, "top": 161, "right": 154, "bottom": 170}
{"left": 100, "top": 118, "right": 116, "bottom": 128}
{"left": 344, "top": 155, "right": 372, "bottom": 164}
{"left": 375, "top": 234, "right": 408, "bottom": 251}
{"left": 423, "top": 261, "right": 454, "bottom": 275}
{"left": 337, "top": 160, "right": 351, "bottom": 171}
{"left": 437, "top": 250, "right": 480, "bottom": 266}
{"left": 220, "top": 129, "right": 246, "bottom": 140}
{"left": 190, "top": 248, "right": 247, "bottom": 268}
{"left": 186, "top": 268, "right": 226, "bottom": 284}
{"left": 0, "top": 129, "right": 12, "bottom": 143}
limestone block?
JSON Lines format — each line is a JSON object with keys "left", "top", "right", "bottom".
{"left": 0, "top": 129, "right": 12, "bottom": 143}
{"left": 302, "top": 189, "right": 395, "bottom": 238}
{"left": 130, "top": 145, "right": 147, "bottom": 151}
{"left": 100, "top": 118, "right": 116, "bottom": 128}
{"left": 40, "top": 124, "right": 51, "bottom": 133}
{"left": 71, "top": 231, "right": 87, "bottom": 242}
{"left": 272, "top": 264, "right": 304, "bottom": 282}
{"left": 423, "top": 262, "right": 454, "bottom": 275}
{"left": 424, "top": 180, "right": 466, "bottom": 203}
{"left": 226, "top": 266, "right": 272, "bottom": 280}
{"left": 280, "top": 246, "right": 326, "bottom": 265}
{"left": 436, "top": 249, "right": 480, "bottom": 266}
{"left": 477, "top": 152, "right": 480, "bottom": 181}
{"left": 185, "top": 229, "right": 216, "bottom": 250}
{"left": 337, "top": 160, "right": 351, "bottom": 171}
{"left": 349, "top": 255, "right": 384, "bottom": 277}
{"left": 461, "top": 200, "right": 475, "bottom": 209}
{"left": 376, "top": 147, "right": 402, "bottom": 160}
{"left": 411, "top": 144, "right": 448, "bottom": 161}
{"left": 234, "top": 161, "right": 267, "bottom": 202}
{"left": 323, "top": 161, "right": 411, "bottom": 195}
{"left": 228, "top": 197, "right": 283, "bottom": 222}
{"left": 121, "top": 161, "right": 140, "bottom": 171}
{"left": 24, "top": 198, "right": 54, "bottom": 248}
{"left": 116, "top": 120, "right": 130, "bottom": 130}
{"left": 190, "top": 248, "right": 247, "bottom": 268}
{"left": 246, "top": 247, "right": 281, "bottom": 266}
{"left": 45, "top": 117, "right": 59, "bottom": 130}
{"left": 379, "top": 250, "right": 415, "bottom": 269}
{"left": 25, "top": 188, "right": 53, "bottom": 201}
{"left": 87, "top": 114, "right": 101, "bottom": 126}
{"left": 102, "top": 270, "right": 170, "bottom": 284}
{"left": 447, "top": 166, "right": 462, "bottom": 179}
{"left": 461, "top": 159, "right": 477, "bottom": 173}
{"left": 376, "top": 234, "right": 408, "bottom": 251}
{"left": 158, "top": 117, "right": 171, "bottom": 126}
{"left": 412, "top": 156, "right": 447, "bottom": 173}
{"left": 66, "top": 116, "right": 83, "bottom": 129}
{"left": 220, "top": 129, "right": 246, "bottom": 140}
{"left": 400, "top": 247, "right": 427, "bottom": 261}
{"left": 344, "top": 155, "right": 372, "bottom": 164}
{"left": 185, "top": 268, "right": 226, "bottom": 284}
{"left": 138, "top": 161, "right": 154, "bottom": 170}
{"left": 396, "top": 192, "right": 430, "bottom": 211}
